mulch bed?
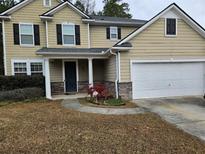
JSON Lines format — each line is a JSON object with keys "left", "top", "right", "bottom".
{"left": 0, "top": 100, "right": 205, "bottom": 153}
{"left": 78, "top": 98, "right": 138, "bottom": 108}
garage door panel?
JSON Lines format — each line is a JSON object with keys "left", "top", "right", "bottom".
{"left": 132, "top": 62, "right": 205, "bottom": 99}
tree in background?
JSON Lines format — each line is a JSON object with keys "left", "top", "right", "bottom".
{"left": 74, "top": 0, "right": 95, "bottom": 15}
{"left": 99, "top": 0, "right": 132, "bottom": 18}
{"left": 0, "top": 0, "right": 17, "bottom": 13}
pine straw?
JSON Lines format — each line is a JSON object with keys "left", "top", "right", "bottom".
{"left": 0, "top": 100, "right": 205, "bottom": 154}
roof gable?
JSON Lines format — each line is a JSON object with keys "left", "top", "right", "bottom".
{"left": 116, "top": 3, "right": 205, "bottom": 46}
{"left": 0, "top": 0, "right": 62, "bottom": 16}
{"left": 41, "top": 1, "right": 90, "bottom": 19}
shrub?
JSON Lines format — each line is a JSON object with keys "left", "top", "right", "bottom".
{"left": 87, "top": 84, "right": 113, "bottom": 103}
{"left": 0, "top": 87, "right": 44, "bottom": 102}
{"left": 0, "top": 75, "right": 45, "bottom": 91}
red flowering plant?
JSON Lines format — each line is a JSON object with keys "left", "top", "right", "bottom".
{"left": 87, "top": 84, "right": 113, "bottom": 104}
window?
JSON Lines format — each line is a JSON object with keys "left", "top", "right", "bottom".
{"left": 44, "top": 0, "right": 51, "bottom": 7}
{"left": 166, "top": 18, "right": 177, "bottom": 36}
{"left": 20, "top": 24, "right": 34, "bottom": 45}
{"left": 110, "top": 27, "right": 118, "bottom": 40}
{"left": 12, "top": 60, "right": 44, "bottom": 76}
{"left": 31, "top": 62, "right": 43, "bottom": 75}
{"left": 14, "top": 62, "right": 27, "bottom": 75}
{"left": 62, "top": 24, "right": 75, "bottom": 45}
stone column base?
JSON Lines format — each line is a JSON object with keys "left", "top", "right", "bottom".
{"left": 51, "top": 82, "right": 64, "bottom": 95}
{"left": 119, "top": 82, "right": 132, "bottom": 100}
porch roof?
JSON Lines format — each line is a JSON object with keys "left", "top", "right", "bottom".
{"left": 36, "top": 48, "right": 109, "bottom": 57}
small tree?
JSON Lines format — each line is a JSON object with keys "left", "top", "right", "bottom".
{"left": 74, "top": 0, "right": 96, "bottom": 15}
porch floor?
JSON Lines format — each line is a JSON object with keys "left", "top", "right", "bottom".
{"left": 52, "top": 93, "right": 87, "bottom": 100}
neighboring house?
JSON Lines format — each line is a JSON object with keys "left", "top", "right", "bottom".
{"left": 0, "top": 1, "right": 205, "bottom": 100}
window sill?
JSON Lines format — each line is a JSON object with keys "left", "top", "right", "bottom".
{"left": 165, "top": 35, "right": 177, "bottom": 38}
{"left": 62, "top": 44, "right": 76, "bottom": 47}
{"left": 110, "top": 39, "right": 119, "bottom": 42}
{"left": 20, "top": 45, "right": 35, "bottom": 48}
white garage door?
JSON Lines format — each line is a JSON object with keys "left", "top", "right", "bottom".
{"left": 132, "top": 62, "right": 205, "bottom": 99}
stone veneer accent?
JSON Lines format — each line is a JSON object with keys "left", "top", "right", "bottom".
{"left": 51, "top": 82, "right": 64, "bottom": 95}
{"left": 104, "top": 81, "right": 115, "bottom": 96}
{"left": 51, "top": 81, "right": 117, "bottom": 97}
{"left": 119, "top": 82, "right": 132, "bottom": 100}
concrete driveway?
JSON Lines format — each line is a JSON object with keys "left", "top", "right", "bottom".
{"left": 134, "top": 96, "right": 205, "bottom": 141}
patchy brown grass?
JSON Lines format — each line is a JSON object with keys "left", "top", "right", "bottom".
{"left": 0, "top": 100, "right": 205, "bottom": 154}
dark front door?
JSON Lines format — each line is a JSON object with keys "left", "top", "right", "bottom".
{"left": 64, "top": 62, "right": 77, "bottom": 92}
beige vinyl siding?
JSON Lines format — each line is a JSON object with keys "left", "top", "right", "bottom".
{"left": 93, "top": 59, "right": 105, "bottom": 81}
{"left": 47, "top": 6, "right": 89, "bottom": 48}
{"left": 78, "top": 59, "right": 88, "bottom": 81}
{"left": 120, "top": 18, "right": 205, "bottom": 82}
{"left": 50, "top": 59, "right": 63, "bottom": 82}
{"left": 5, "top": 0, "right": 59, "bottom": 75}
{"left": 105, "top": 55, "right": 116, "bottom": 81}
{"left": 90, "top": 26, "right": 136, "bottom": 48}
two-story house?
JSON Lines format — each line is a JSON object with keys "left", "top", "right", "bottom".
{"left": 0, "top": 0, "right": 205, "bottom": 100}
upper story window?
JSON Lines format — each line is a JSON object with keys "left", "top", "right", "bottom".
{"left": 110, "top": 27, "right": 118, "bottom": 40}
{"left": 19, "top": 23, "right": 34, "bottom": 46}
{"left": 106, "top": 27, "right": 121, "bottom": 40}
{"left": 13, "top": 23, "right": 40, "bottom": 46}
{"left": 44, "top": 0, "right": 51, "bottom": 7}
{"left": 166, "top": 18, "right": 177, "bottom": 36}
{"left": 62, "top": 24, "right": 75, "bottom": 46}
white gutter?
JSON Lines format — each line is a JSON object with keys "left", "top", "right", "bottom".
{"left": 40, "top": 16, "right": 53, "bottom": 19}
{"left": 0, "top": 16, "right": 11, "bottom": 20}
{"left": 109, "top": 49, "right": 119, "bottom": 99}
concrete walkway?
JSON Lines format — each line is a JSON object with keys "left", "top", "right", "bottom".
{"left": 134, "top": 97, "right": 205, "bottom": 142}
{"left": 62, "top": 99, "right": 145, "bottom": 115}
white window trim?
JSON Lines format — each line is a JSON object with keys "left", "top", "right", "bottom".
{"left": 19, "top": 23, "right": 35, "bottom": 47}
{"left": 44, "top": 0, "right": 51, "bottom": 7}
{"left": 11, "top": 59, "right": 44, "bottom": 76}
{"left": 110, "top": 26, "right": 118, "bottom": 40}
{"left": 165, "top": 18, "right": 178, "bottom": 37}
{"left": 62, "top": 23, "right": 76, "bottom": 46}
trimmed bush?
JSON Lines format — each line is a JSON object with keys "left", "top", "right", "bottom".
{"left": 0, "top": 75, "right": 45, "bottom": 91}
{"left": 0, "top": 87, "right": 44, "bottom": 102}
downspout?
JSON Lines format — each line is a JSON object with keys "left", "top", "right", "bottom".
{"left": 110, "top": 49, "right": 119, "bottom": 99}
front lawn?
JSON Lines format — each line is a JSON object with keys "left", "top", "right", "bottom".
{"left": 0, "top": 100, "right": 205, "bottom": 153}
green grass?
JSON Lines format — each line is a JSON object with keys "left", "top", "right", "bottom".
{"left": 104, "top": 98, "right": 126, "bottom": 106}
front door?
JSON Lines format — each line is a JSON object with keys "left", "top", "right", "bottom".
{"left": 64, "top": 61, "right": 77, "bottom": 92}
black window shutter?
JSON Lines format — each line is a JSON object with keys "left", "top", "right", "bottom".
{"left": 118, "top": 27, "right": 121, "bottom": 39}
{"left": 13, "top": 23, "right": 19, "bottom": 45}
{"left": 75, "top": 25, "right": 80, "bottom": 45}
{"left": 56, "top": 24, "right": 62, "bottom": 45}
{"left": 172, "top": 19, "right": 176, "bottom": 34}
{"left": 34, "top": 25, "right": 40, "bottom": 45}
{"left": 106, "top": 27, "right": 110, "bottom": 39}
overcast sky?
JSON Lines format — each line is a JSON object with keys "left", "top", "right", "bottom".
{"left": 94, "top": 0, "right": 205, "bottom": 28}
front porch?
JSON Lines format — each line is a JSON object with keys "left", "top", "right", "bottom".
{"left": 45, "top": 58, "right": 116, "bottom": 99}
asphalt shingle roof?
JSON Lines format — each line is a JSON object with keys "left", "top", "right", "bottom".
{"left": 36, "top": 48, "right": 109, "bottom": 55}
{"left": 90, "top": 15, "right": 147, "bottom": 25}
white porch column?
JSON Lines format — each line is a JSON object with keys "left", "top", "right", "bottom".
{"left": 88, "top": 58, "right": 93, "bottom": 86}
{"left": 45, "top": 58, "right": 52, "bottom": 99}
